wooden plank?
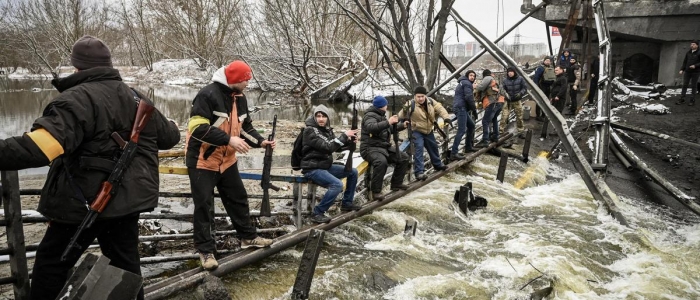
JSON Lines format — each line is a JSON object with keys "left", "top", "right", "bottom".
{"left": 1, "top": 171, "right": 30, "bottom": 300}
{"left": 157, "top": 150, "right": 185, "bottom": 158}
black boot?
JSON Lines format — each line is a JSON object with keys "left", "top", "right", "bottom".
{"left": 676, "top": 98, "right": 686, "bottom": 105}
{"left": 450, "top": 153, "right": 465, "bottom": 161}
{"left": 390, "top": 184, "right": 410, "bottom": 191}
{"left": 371, "top": 192, "right": 385, "bottom": 201}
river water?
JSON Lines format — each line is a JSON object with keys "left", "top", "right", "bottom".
{"left": 2, "top": 78, "right": 700, "bottom": 299}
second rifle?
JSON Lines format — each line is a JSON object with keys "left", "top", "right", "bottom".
{"left": 260, "top": 115, "right": 280, "bottom": 217}
{"left": 344, "top": 96, "right": 358, "bottom": 172}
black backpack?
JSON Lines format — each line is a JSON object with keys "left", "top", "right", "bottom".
{"left": 291, "top": 128, "right": 306, "bottom": 171}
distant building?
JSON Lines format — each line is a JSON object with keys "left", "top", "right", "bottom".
{"left": 443, "top": 42, "right": 547, "bottom": 58}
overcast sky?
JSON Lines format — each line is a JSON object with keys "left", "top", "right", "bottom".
{"left": 446, "top": 0, "right": 562, "bottom": 50}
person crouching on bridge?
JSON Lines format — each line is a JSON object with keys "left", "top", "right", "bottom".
{"left": 398, "top": 86, "right": 451, "bottom": 181}
{"left": 550, "top": 66, "right": 568, "bottom": 114}
{"left": 500, "top": 66, "right": 527, "bottom": 138}
{"left": 0, "top": 36, "right": 180, "bottom": 300}
{"left": 301, "top": 105, "right": 361, "bottom": 224}
{"left": 360, "top": 96, "right": 410, "bottom": 201}
{"left": 186, "top": 60, "right": 274, "bottom": 271}
{"left": 450, "top": 70, "right": 478, "bottom": 160}
{"left": 474, "top": 69, "right": 504, "bottom": 148}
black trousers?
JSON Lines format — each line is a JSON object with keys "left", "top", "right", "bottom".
{"left": 366, "top": 150, "right": 409, "bottom": 193}
{"left": 568, "top": 84, "right": 578, "bottom": 111}
{"left": 31, "top": 214, "right": 143, "bottom": 300}
{"left": 681, "top": 71, "right": 700, "bottom": 100}
{"left": 587, "top": 78, "right": 598, "bottom": 103}
{"left": 189, "top": 163, "right": 257, "bottom": 254}
{"left": 536, "top": 82, "right": 552, "bottom": 117}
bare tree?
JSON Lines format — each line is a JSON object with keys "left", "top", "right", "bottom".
{"left": 334, "top": 0, "right": 455, "bottom": 92}
{"left": 145, "top": 0, "right": 245, "bottom": 69}
{"left": 119, "top": 0, "right": 157, "bottom": 71}
{"left": 1, "top": 0, "right": 113, "bottom": 73}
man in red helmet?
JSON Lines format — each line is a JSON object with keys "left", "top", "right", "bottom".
{"left": 186, "top": 60, "right": 274, "bottom": 270}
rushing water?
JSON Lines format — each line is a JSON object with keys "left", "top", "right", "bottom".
{"left": 163, "top": 155, "right": 699, "bottom": 299}
{"left": 4, "top": 78, "right": 700, "bottom": 299}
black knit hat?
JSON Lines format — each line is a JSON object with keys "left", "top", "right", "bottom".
{"left": 482, "top": 69, "right": 492, "bottom": 77}
{"left": 70, "top": 35, "right": 112, "bottom": 70}
{"left": 506, "top": 66, "right": 516, "bottom": 73}
{"left": 413, "top": 86, "right": 428, "bottom": 95}
{"left": 692, "top": 40, "right": 699, "bottom": 46}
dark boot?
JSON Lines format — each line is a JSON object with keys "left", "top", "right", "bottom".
{"left": 689, "top": 99, "right": 695, "bottom": 106}
{"left": 340, "top": 203, "right": 362, "bottom": 212}
{"left": 311, "top": 214, "right": 331, "bottom": 224}
{"left": 676, "top": 98, "right": 686, "bottom": 105}
{"left": 434, "top": 164, "right": 447, "bottom": 171}
{"left": 390, "top": 184, "right": 410, "bottom": 191}
{"left": 371, "top": 192, "right": 385, "bottom": 201}
{"left": 450, "top": 153, "right": 466, "bottom": 161}
{"left": 474, "top": 140, "right": 489, "bottom": 148}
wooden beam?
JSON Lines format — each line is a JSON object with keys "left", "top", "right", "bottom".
{"left": 1, "top": 171, "right": 30, "bottom": 300}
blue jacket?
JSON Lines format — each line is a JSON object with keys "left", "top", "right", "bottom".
{"left": 453, "top": 75, "right": 476, "bottom": 111}
{"left": 502, "top": 75, "right": 527, "bottom": 101}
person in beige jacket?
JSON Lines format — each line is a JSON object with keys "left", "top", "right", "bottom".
{"left": 398, "top": 86, "right": 451, "bottom": 180}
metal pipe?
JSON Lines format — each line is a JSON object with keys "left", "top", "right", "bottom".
{"left": 428, "top": 1, "right": 547, "bottom": 96}
{"left": 610, "top": 131, "right": 700, "bottom": 216}
{"left": 609, "top": 141, "right": 633, "bottom": 171}
{"left": 592, "top": 0, "right": 613, "bottom": 171}
{"left": 144, "top": 134, "right": 516, "bottom": 300}
{"left": 450, "top": 10, "right": 628, "bottom": 226}
{"left": 610, "top": 122, "right": 700, "bottom": 151}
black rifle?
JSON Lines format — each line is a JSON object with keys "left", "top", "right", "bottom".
{"left": 391, "top": 92, "right": 400, "bottom": 162}
{"left": 61, "top": 98, "right": 155, "bottom": 262}
{"left": 260, "top": 115, "right": 280, "bottom": 217}
{"left": 344, "top": 96, "right": 358, "bottom": 172}
{"left": 406, "top": 101, "right": 415, "bottom": 179}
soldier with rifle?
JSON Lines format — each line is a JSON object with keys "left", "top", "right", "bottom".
{"left": 0, "top": 36, "right": 180, "bottom": 300}
{"left": 360, "top": 95, "right": 410, "bottom": 201}
{"left": 186, "top": 60, "right": 274, "bottom": 271}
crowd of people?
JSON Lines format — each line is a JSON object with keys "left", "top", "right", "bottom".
{"left": 0, "top": 34, "right": 697, "bottom": 300}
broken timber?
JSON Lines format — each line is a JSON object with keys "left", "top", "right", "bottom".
{"left": 291, "top": 229, "right": 325, "bottom": 300}
{"left": 610, "top": 131, "right": 700, "bottom": 216}
{"left": 451, "top": 11, "right": 628, "bottom": 226}
{"left": 143, "top": 134, "right": 514, "bottom": 300}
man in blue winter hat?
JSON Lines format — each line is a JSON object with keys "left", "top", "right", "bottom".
{"left": 360, "top": 95, "right": 410, "bottom": 200}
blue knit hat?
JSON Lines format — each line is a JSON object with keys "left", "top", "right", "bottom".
{"left": 373, "top": 95, "right": 388, "bottom": 108}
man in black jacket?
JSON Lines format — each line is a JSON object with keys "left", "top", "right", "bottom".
{"left": 186, "top": 60, "right": 274, "bottom": 271}
{"left": 301, "top": 105, "right": 361, "bottom": 223}
{"left": 677, "top": 40, "right": 700, "bottom": 106}
{"left": 550, "top": 66, "right": 568, "bottom": 113}
{"left": 360, "top": 96, "right": 410, "bottom": 201}
{"left": 0, "top": 36, "right": 180, "bottom": 300}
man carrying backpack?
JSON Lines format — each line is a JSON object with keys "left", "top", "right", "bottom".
{"left": 474, "top": 69, "right": 504, "bottom": 148}
{"left": 532, "top": 57, "right": 556, "bottom": 121}
{"left": 360, "top": 96, "right": 410, "bottom": 200}
{"left": 300, "top": 105, "right": 361, "bottom": 224}
{"left": 500, "top": 66, "right": 527, "bottom": 137}
{"left": 398, "top": 86, "right": 451, "bottom": 181}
